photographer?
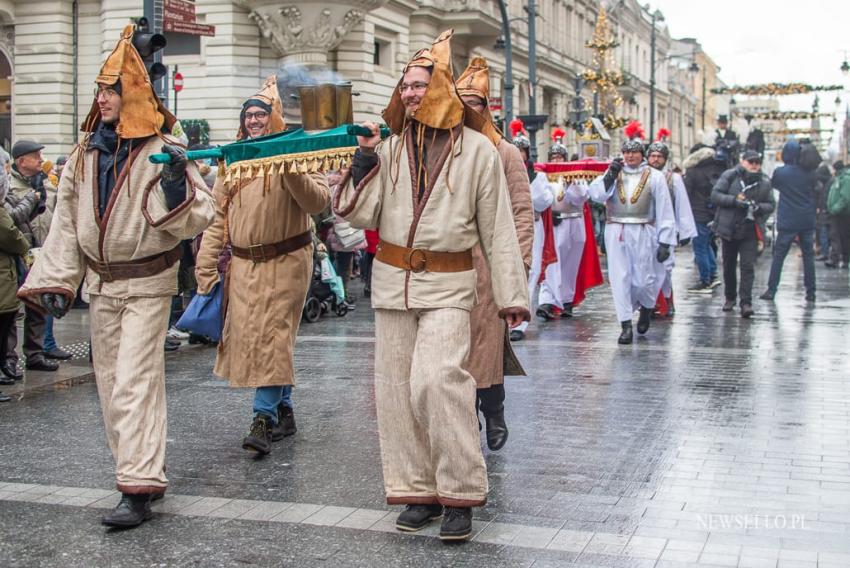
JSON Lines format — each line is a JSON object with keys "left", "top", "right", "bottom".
{"left": 5, "top": 140, "right": 59, "bottom": 371}
{"left": 711, "top": 150, "right": 775, "bottom": 318}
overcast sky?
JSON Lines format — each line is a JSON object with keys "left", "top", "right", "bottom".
{"left": 650, "top": 0, "right": 850, "bottom": 143}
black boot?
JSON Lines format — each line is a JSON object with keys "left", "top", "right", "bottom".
{"left": 242, "top": 414, "right": 273, "bottom": 455}
{"left": 439, "top": 507, "right": 473, "bottom": 541}
{"left": 101, "top": 493, "right": 154, "bottom": 528}
{"left": 395, "top": 504, "right": 443, "bottom": 532}
{"left": 560, "top": 303, "right": 573, "bottom": 318}
{"left": 0, "top": 360, "right": 22, "bottom": 381}
{"left": 618, "top": 321, "right": 633, "bottom": 345}
{"left": 536, "top": 303, "right": 556, "bottom": 320}
{"left": 636, "top": 307, "right": 652, "bottom": 334}
{"left": 272, "top": 404, "right": 297, "bottom": 441}
{"left": 484, "top": 412, "right": 508, "bottom": 451}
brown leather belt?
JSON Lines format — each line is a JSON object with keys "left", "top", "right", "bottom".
{"left": 375, "top": 239, "right": 473, "bottom": 273}
{"left": 231, "top": 230, "right": 313, "bottom": 263}
{"left": 86, "top": 245, "right": 182, "bottom": 283}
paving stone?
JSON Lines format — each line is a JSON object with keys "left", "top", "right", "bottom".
{"left": 302, "top": 505, "right": 357, "bottom": 526}
{"left": 333, "top": 508, "right": 389, "bottom": 530}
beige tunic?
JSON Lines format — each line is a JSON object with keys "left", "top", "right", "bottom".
{"left": 195, "top": 170, "right": 330, "bottom": 388}
{"left": 334, "top": 126, "right": 528, "bottom": 313}
{"left": 467, "top": 139, "right": 534, "bottom": 388}
{"left": 18, "top": 136, "right": 216, "bottom": 304}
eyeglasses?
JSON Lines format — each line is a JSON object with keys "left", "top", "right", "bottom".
{"left": 94, "top": 86, "right": 119, "bottom": 100}
{"left": 244, "top": 111, "right": 269, "bottom": 121}
{"left": 398, "top": 82, "right": 429, "bottom": 94}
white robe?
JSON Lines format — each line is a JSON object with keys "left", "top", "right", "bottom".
{"left": 516, "top": 172, "right": 554, "bottom": 333}
{"left": 660, "top": 171, "right": 698, "bottom": 297}
{"left": 589, "top": 163, "right": 676, "bottom": 322}
{"left": 539, "top": 181, "right": 589, "bottom": 307}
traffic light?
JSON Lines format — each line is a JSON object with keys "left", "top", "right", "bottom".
{"left": 132, "top": 17, "right": 167, "bottom": 83}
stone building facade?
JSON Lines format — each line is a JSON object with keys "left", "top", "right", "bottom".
{"left": 1, "top": 0, "right": 719, "bottom": 163}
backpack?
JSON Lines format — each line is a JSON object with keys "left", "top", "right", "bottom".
{"left": 827, "top": 171, "right": 850, "bottom": 215}
{"left": 798, "top": 142, "right": 822, "bottom": 172}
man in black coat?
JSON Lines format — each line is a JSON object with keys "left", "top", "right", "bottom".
{"left": 760, "top": 141, "right": 817, "bottom": 302}
{"left": 683, "top": 144, "right": 726, "bottom": 291}
{"left": 711, "top": 150, "right": 775, "bottom": 318}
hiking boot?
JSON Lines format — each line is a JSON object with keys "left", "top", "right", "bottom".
{"left": 101, "top": 493, "right": 154, "bottom": 528}
{"left": 617, "top": 321, "right": 633, "bottom": 345}
{"left": 439, "top": 507, "right": 473, "bottom": 541}
{"left": 722, "top": 299, "right": 735, "bottom": 312}
{"left": 636, "top": 307, "right": 652, "bottom": 334}
{"left": 535, "top": 304, "right": 556, "bottom": 320}
{"left": 396, "top": 504, "right": 443, "bottom": 532}
{"left": 740, "top": 303, "right": 754, "bottom": 318}
{"left": 272, "top": 405, "right": 297, "bottom": 441}
{"left": 242, "top": 414, "right": 273, "bottom": 455}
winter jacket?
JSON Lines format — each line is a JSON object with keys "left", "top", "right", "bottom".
{"left": 771, "top": 141, "right": 817, "bottom": 232}
{"left": 3, "top": 185, "right": 43, "bottom": 247}
{"left": 828, "top": 169, "right": 850, "bottom": 216}
{"left": 683, "top": 146, "right": 727, "bottom": 224}
{"left": 0, "top": 170, "right": 31, "bottom": 313}
{"left": 9, "top": 165, "right": 55, "bottom": 247}
{"left": 711, "top": 165, "right": 775, "bottom": 241}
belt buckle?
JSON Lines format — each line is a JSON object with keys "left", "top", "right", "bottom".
{"left": 405, "top": 248, "right": 427, "bottom": 273}
{"left": 247, "top": 244, "right": 265, "bottom": 263}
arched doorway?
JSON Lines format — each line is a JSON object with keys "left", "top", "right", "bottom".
{"left": 0, "top": 49, "right": 10, "bottom": 151}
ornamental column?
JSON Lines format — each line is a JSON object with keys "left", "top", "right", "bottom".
{"left": 237, "top": 1, "right": 388, "bottom": 67}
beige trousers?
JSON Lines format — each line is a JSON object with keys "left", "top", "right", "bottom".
{"left": 89, "top": 294, "right": 170, "bottom": 494}
{"left": 374, "top": 308, "right": 488, "bottom": 507}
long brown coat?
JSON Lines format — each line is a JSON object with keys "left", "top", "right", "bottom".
{"left": 195, "top": 169, "right": 330, "bottom": 388}
{"left": 467, "top": 139, "right": 534, "bottom": 388}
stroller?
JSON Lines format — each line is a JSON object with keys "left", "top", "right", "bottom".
{"left": 302, "top": 248, "right": 349, "bottom": 323}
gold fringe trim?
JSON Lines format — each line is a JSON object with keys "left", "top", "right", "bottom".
{"left": 547, "top": 170, "right": 607, "bottom": 183}
{"left": 617, "top": 168, "right": 651, "bottom": 205}
{"left": 223, "top": 147, "right": 357, "bottom": 186}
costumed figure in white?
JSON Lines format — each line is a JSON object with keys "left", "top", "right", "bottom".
{"left": 588, "top": 137, "right": 676, "bottom": 344}
{"left": 647, "top": 141, "right": 697, "bottom": 316}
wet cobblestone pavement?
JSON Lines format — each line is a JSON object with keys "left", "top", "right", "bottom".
{"left": 1, "top": 250, "right": 849, "bottom": 567}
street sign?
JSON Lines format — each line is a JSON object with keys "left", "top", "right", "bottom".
{"left": 489, "top": 97, "right": 503, "bottom": 111}
{"left": 163, "top": 0, "right": 215, "bottom": 37}
{"left": 173, "top": 72, "right": 184, "bottom": 92}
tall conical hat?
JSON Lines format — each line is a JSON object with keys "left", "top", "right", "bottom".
{"left": 82, "top": 24, "right": 176, "bottom": 139}
{"left": 382, "top": 30, "right": 470, "bottom": 134}
{"left": 456, "top": 56, "right": 502, "bottom": 145}
{"left": 237, "top": 75, "right": 287, "bottom": 140}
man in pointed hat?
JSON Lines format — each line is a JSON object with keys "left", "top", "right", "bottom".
{"left": 195, "top": 76, "right": 330, "bottom": 456}
{"left": 17, "top": 25, "right": 216, "bottom": 527}
{"left": 647, "top": 141, "right": 697, "bottom": 316}
{"left": 334, "top": 31, "right": 529, "bottom": 541}
{"left": 588, "top": 132, "right": 676, "bottom": 344}
{"left": 456, "top": 56, "right": 533, "bottom": 452}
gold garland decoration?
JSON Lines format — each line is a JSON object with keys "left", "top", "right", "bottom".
{"left": 616, "top": 168, "right": 651, "bottom": 205}
{"left": 711, "top": 83, "right": 842, "bottom": 96}
{"left": 222, "top": 146, "right": 358, "bottom": 187}
{"left": 750, "top": 110, "right": 833, "bottom": 120}
{"left": 547, "top": 170, "right": 606, "bottom": 183}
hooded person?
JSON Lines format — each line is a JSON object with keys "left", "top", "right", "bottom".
{"left": 333, "top": 30, "right": 529, "bottom": 541}
{"left": 194, "top": 75, "right": 330, "bottom": 456}
{"left": 588, "top": 123, "right": 676, "bottom": 344}
{"left": 16, "top": 24, "right": 216, "bottom": 528}
{"left": 455, "top": 56, "right": 534, "bottom": 453}
{"left": 646, "top": 141, "right": 697, "bottom": 316}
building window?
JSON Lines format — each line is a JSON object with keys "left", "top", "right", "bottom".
{"left": 373, "top": 41, "right": 381, "bottom": 66}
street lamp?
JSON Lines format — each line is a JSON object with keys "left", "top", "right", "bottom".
{"left": 648, "top": 7, "right": 664, "bottom": 141}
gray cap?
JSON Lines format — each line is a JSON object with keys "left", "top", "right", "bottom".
{"left": 742, "top": 150, "right": 761, "bottom": 162}
{"left": 11, "top": 140, "right": 45, "bottom": 160}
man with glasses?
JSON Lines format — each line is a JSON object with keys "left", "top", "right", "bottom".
{"left": 17, "top": 25, "right": 215, "bottom": 528}
{"left": 335, "top": 31, "right": 528, "bottom": 541}
{"left": 711, "top": 150, "right": 775, "bottom": 317}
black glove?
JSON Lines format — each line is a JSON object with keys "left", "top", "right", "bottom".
{"left": 678, "top": 237, "right": 691, "bottom": 246}
{"left": 160, "top": 145, "right": 188, "bottom": 209}
{"left": 656, "top": 244, "right": 671, "bottom": 263}
{"left": 41, "top": 293, "right": 70, "bottom": 319}
{"left": 603, "top": 158, "right": 624, "bottom": 188}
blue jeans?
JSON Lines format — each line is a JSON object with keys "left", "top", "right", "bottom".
{"left": 818, "top": 224, "right": 830, "bottom": 256}
{"left": 766, "top": 229, "right": 816, "bottom": 297}
{"left": 44, "top": 315, "right": 57, "bottom": 352}
{"left": 253, "top": 386, "right": 293, "bottom": 423}
{"left": 692, "top": 223, "right": 717, "bottom": 283}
